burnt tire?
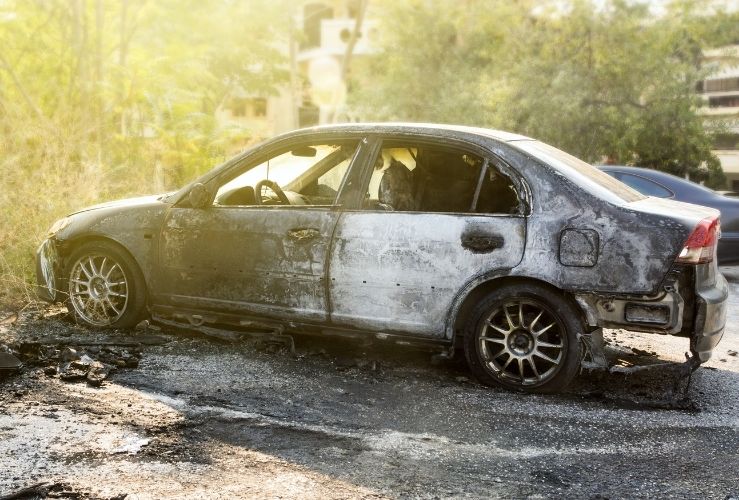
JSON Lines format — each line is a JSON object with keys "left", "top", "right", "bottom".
{"left": 64, "top": 241, "right": 147, "bottom": 329}
{"left": 463, "top": 283, "right": 583, "bottom": 393}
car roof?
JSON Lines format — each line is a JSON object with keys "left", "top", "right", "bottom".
{"left": 287, "top": 122, "right": 533, "bottom": 143}
{"left": 598, "top": 165, "right": 719, "bottom": 198}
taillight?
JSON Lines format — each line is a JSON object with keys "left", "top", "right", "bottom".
{"left": 675, "top": 217, "right": 720, "bottom": 264}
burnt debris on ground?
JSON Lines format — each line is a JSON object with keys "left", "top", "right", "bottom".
{"left": 1, "top": 341, "right": 143, "bottom": 387}
{"left": 0, "top": 480, "right": 126, "bottom": 500}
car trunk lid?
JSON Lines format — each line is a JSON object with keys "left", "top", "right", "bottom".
{"left": 629, "top": 196, "right": 720, "bottom": 231}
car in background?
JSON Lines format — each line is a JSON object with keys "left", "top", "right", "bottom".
{"left": 35, "top": 124, "right": 728, "bottom": 393}
{"left": 600, "top": 165, "right": 739, "bottom": 265}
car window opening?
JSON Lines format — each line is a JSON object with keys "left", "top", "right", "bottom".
{"left": 214, "top": 141, "right": 360, "bottom": 207}
{"left": 364, "top": 143, "right": 522, "bottom": 214}
{"left": 615, "top": 173, "right": 674, "bottom": 198}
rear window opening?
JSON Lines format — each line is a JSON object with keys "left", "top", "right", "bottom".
{"left": 364, "top": 141, "right": 523, "bottom": 215}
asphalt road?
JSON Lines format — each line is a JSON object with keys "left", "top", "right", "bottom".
{"left": 1, "top": 270, "right": 738, "bottom": 499}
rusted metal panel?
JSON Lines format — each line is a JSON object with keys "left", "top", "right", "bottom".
{"left": 559, "top": 228, "right": 599, "bottom": 267}
{"left": 158, "top": 207, "right": 339, "bottom": 323}
{"left": 487, "top": 144, "right": 705, "bottom": 295}
{"left": 328, "top": 213, "right": 526, "bottom": 336}
{"left": 51, "top": 196, "right": 168, "bottom": 288}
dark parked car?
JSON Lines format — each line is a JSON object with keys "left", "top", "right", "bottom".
{"left": 36, "top": 124, "right": 728, "bottom": 392}
{"left": 600, "top": 165, "right": 739, "bottom": 264}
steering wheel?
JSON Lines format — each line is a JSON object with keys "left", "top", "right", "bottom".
{"left": 254, "top": 179, "right": 290, "bottom": 205}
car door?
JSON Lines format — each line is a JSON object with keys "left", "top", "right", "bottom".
{"left": 327, "top": 137, "right": 528, "bottom": 338}
{"left": 155, "top": 137, "right": 366, "bottom": 323}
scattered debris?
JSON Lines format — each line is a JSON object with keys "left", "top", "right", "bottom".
{"left": 728, "top": 350, "right": 737, "bottom": 357}
{"left": 0, "top": 341, "right": 143, "bottom": 386}
{"left": 581, "top": 329, "right": 608, "bottom": 370}
{"left": 630, "top": 347, "right": 658, "bottom": 357}
{"left": 59, "top": 360, "right": 90, "bottom": 382}
{"left": 606, "top": 353, "right": 701, "bottom": 410}
{"left": 111, "top": 436, "right": 151, "bottom": 455}
{"left": 0, "top": 481, "right": 100, "bottom": 500}
{"left": 0, "top": 481, "right": 51, "bottom": 500}
{"left": 0, "top": 352, "right": 23, "bottom": 374}
{"left": 0, "top": 312, "right": 18, "bottom": 326}
{"left": 86, "top": 362, "right": 111, "bottom": 387}
{"left": 33, "top": 335, "right": 169, "bottom": 346}
{"left": 155, "top": 316, "right": 296, "bottom": 354}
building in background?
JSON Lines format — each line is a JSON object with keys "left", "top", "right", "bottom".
{"left": 216, "top": 0, "right": 375, "bottom": 149}
{"left": 698, "top": 44, "right": 739, "bottom": 190}
{"left": 296, "top": 1, "right": 376, "bottom": 127}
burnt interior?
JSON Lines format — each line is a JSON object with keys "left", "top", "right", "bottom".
{"left": 364, "top": 142, "right": 521, "bottom": 214}
{"left": 213, "top": 137, "right": 522, "bottom": 215}
{"left": 215, "top": 141, "right": 361, "bottom": 207}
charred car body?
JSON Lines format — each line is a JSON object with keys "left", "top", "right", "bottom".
{"left": 36, "top": 124, "right": 728, "bottom": 392}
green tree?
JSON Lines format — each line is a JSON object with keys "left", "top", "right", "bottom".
{"left": 351, "top": 0, "right": 735, "bottom": 186}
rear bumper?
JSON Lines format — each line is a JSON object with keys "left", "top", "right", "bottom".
{"left": 691, "top": 267, "right": 728, "bottom": 362}
{"left": 574, "top": 263, "right": 728, "bottom": 363}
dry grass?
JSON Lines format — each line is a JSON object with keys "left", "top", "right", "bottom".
{"left": 0, "top": 122, "right": 183, "bottom": 308}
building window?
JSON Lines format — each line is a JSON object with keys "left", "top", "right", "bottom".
{"left": 302, "top": 3, "right": 333, "bottom": 50}
{"left": 228, "top": 97, "right": 268, "bottom": 119}
{"left": 298, "top": 105, "right": 320, "bottom": 127}
{"left": 231, "top": 99, "right": 247, "bottom": 117}
{"left": 714, "top": 134, "right": 739, "bottom": 150}
{"left": 704, "top": 77, "right": 739, "bottom": 93}
{"left": 708, "top": 96, "right": 739, "bottom": 108}
{"left": 252, "top": 98, "right": 267, "bottom": 118}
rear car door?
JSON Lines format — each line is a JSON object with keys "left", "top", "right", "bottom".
{"left": 155, "top": 137, "right": 365, "bottom": 323}
{"left": 328, "top": 137, "right": 528, "bottom": 337}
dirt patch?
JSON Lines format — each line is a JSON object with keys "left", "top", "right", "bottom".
{"left": 1, "top": 301, "right": 738, "bottom": 498}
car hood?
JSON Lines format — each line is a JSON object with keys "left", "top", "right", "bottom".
{"left": 69, "top": 194, "right": 169, "bottom": 216}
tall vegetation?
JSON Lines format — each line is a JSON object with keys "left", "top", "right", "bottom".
{"left": 0, "top": 0, "right": 289, "bottom": 303}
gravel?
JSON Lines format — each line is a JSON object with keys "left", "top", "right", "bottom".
{"left": 1, "top": 269, "right": 738, "bottom": 499}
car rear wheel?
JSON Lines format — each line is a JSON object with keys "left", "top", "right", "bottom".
{"left": 463, "top": 283, "right": 583, "bottom": 393}
{"left": 65, "top": 241, "right": 147, "bottom": 329}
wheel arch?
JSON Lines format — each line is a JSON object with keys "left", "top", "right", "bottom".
{"left": 59, "top": 234, "right": 150, "bottom": 292}
{"left": 447, "top": 275, "right": 588, "bottom": 345}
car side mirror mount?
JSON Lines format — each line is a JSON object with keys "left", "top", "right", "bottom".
{"left": 188, "top": 183, "right": 210, "bottom": 209}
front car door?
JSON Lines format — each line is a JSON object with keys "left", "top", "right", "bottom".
{"left": 155, "top": 136, "right": 366, "bottom": 323}
{"left": 328, "top": 136, "right": 528, "bottom": 337}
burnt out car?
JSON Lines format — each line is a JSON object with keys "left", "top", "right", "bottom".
{"left": 36, "top": 124, "right": 728, "bottom": 392}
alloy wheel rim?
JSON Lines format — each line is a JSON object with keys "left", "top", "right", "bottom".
{"left": 478, "top": 299, "right": 566, "bottom": 386}
{"left": 68, "top": 254, "right": 129, "bottom": 326}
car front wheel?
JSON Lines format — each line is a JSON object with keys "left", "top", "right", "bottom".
{"left": 463, "top": 283, "right": 583, "bottom": 393}
{"left": 65, "top": 241, "right": 147, "bottom": 328}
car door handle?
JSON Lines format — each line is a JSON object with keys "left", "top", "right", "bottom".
{"left": 461, "top": 232, "right": 504, "bottom": 253}
{"left": 287, "top": 228, "right": 321, "bottom": 242}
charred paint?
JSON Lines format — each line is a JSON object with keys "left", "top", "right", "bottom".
{"left": 559, "top": 228, "right": 599, "bottom": 267}
{"left": 36, "top": 123, "right": 728, "bottom": 364}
